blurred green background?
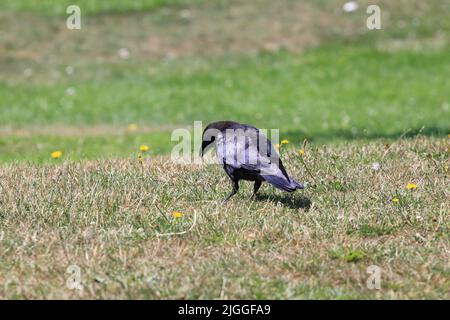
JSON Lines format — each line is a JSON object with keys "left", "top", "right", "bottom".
{"left": 0, "top": 0, "right": 449, "bottom": 163}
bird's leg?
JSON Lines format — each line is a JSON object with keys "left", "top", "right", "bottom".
{"left": 223, "top": 180, "right": 239, "bottom": 204}
{"left": 251, "top": 180, "right": 262, "bottom": 199}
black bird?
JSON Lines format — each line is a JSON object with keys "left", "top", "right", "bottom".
{"left": 200, "top": 121, "right": 304, "bottom": 202}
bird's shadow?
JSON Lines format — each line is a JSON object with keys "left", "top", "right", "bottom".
{"left": 254, "top": 193, "right": 311, "bottom": 211}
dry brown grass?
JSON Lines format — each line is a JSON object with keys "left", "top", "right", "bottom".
{"left": 2, "top": 0, "right": 448, "bottom": 69}
{"left": 0, "top": 136, "right": 448, "bottom": 299}
{"left": 0, "top": 0, "right": 371, "bottom": 68}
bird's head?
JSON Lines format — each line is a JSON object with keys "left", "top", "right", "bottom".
{"left": 200, "top": 121, "right": 240, "bottom": 157}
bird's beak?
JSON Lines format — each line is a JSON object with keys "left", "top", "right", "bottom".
{"left": 200, "top": 140, "right": 211, "bottom": 157}
{"left": 200, "top": 128, "right": 218, "bottom": 157}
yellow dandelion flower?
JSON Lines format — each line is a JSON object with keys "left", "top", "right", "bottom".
{"left": 392, "top": 197, "right": 399, "bottom": 203}
{"left": 127, "top": 123, "right": 138, "bottom": 132}
{"left": 406, "top": 183, "right": 417, "bottom": 190}
{"left": 51, "top": 151, "right": 62, "bottom": 159}
{"left": 298, "top": 148, "right": 305, "bottom": 156}
{"left": 281, "top": 139, "right": 289, "bottom": 145}
{"left": 139, "top": 145, "right": 150, "bottom": 152}
{"left": 172, "top": 211, "right": 184, "bottom": 218}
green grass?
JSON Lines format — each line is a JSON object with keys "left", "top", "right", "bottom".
{"left": 0, "top": 131, "right": 173, "bottom": 163}
{"left": 1, "top": 47, "right": 449, "bottom": 163}
{"left": 3, "top": 47, "right": 450, "bottom": 130}
{"left": 329, "top": 248, "right": 366, "bottom": 263}
{"left": 0, "top": 0, "right": 195, "bottom": 15}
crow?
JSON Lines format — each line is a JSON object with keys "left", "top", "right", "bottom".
{"left": 200, "top": 121, "right": 304, "bottom": 202}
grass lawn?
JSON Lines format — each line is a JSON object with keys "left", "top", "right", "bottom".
{"left": 0, "top": 0, "right": 449, "bottom": 299}
{"left": 0, "top": 137, "right": 448, "bottom": 298}
{"left": 1, "top": 47, "right": 449, "bottom": 163}
{"left": 0, "top": 0, "right": 195, "bottom": 15}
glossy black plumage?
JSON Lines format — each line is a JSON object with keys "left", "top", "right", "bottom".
{"left": 200, "top": 121, "right": 304, "bottom": 202}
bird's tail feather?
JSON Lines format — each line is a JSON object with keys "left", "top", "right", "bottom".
{"left": 262, "top": 175, "right": 304, "bottom": 192}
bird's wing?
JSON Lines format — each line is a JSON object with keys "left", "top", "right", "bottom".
{"left": 254, "top": 129, "right": 292, "bottom": 181}
{"left": 243, "top": 127, "right": 291, "bottom": 178}
{"left": 250, "top": 129, "right": 303, "bottom": 191}
{"left": 216, "top": 126, "right": 276, "bottom": 173}
{"left": 215, "top": 124, "right": 303, "bottom": 191}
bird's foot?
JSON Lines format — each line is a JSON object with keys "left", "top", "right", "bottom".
{"left": 250, "top": 192, "right": 262, "bottom": 200}
{"left": 222, "top": 193, "right": 235, "bottom": 204}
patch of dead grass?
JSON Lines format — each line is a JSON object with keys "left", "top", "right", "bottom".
{"left": 0, "top": 0, "right": 356, "bottom": 65}
{"left": 0, "top": 136, "right": 448, "bottom": 298}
